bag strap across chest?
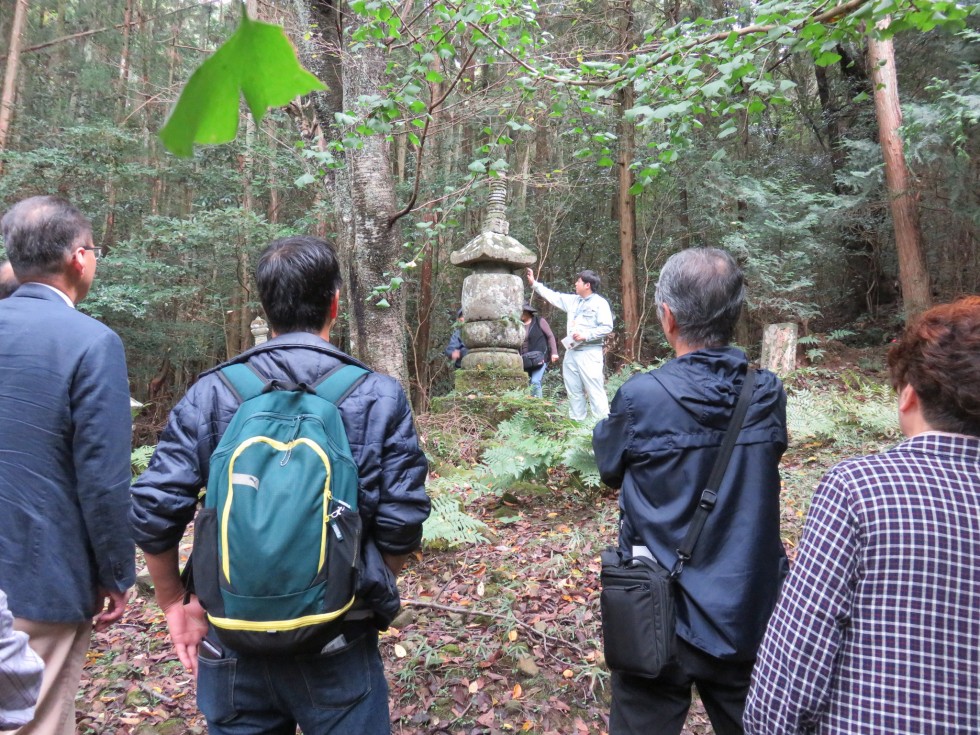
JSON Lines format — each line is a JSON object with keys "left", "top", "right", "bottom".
{"left": 670, "top": 367, "right": 757, "bottom": 577}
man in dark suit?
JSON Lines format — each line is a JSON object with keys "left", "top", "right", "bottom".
{"left": 0, "top": 196, "right": 134, "bottom": 735}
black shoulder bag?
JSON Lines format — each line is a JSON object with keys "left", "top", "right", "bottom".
{"left": 599, "top": 368, "right": 756, "bottom": 678}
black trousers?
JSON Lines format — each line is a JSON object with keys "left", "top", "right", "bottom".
{"left": 610, "top": 637, "right": 755, "bottom": 735}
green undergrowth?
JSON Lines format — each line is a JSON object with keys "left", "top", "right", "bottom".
{"left": 419, "top": 362, "right": 659, "bottom": 548}
{"left": 785, "top": 368, "right": 901, "bottom": 448}
{"left": 780, "top": 367, "right": 901, "bottom": 548}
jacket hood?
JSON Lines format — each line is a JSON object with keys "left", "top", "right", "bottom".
{"left": 655, "top": 347, "right": 784, "bottom": 430}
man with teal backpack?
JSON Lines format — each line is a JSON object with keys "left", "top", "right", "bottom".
{"left": 131, "top": 236, "right": 430, "bottom": 734}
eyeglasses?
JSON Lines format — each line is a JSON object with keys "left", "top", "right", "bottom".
{"left": 82, "top": 246, "right": 103, "bottom": 260}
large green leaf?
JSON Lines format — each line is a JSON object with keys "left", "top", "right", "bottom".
{"left": 160, "top": 14, "right": 325, "bottom": 157}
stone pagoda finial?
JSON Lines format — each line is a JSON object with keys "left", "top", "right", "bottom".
{"left": 485, "top": 176, "right": 509, "bottom": 235}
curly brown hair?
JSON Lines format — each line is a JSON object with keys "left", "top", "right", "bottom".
{"left": 887, "top": 296, "right": 980, "bottom": 437}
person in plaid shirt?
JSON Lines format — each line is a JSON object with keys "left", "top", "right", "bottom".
{"left": 745, "top": 296, "right": 980, "bottom": 735}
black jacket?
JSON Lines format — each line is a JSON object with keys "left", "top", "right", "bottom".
{"left": 444, "top": 329, "right": 467, "bottom": 369}
{"left": 130, "top": 332, "right": 430, "bottom": 627}
{"left": 521, "top": 316, "right": 558, "bottom": 362}
{"left": 593, "top": 347, "right": 788, "bottom": 660}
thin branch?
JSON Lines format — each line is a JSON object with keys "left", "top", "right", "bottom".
{"left": 467, "top": 0, "right": 875, "bottom": 89}
{"left": 388, "top": 44, "right": 479, "bottom": 227}
{"left": 138, "top": 681, "right": 176, "bottom": 706}
{"left": 7, "top": 1, "right": 222, "bottom": 59}
{"left": 403, "top": 598, "right": 592, "bottom": 658}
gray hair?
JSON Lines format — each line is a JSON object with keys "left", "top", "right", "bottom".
{"left": 0, "top": 196, "right": 92, "bottom": 278}
{"left": 655, "top": 247, "right": 745, "bottom": 348}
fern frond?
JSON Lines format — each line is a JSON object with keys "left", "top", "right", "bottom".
{"left": 423, "top": 482, "right": 489, "bottom": 548}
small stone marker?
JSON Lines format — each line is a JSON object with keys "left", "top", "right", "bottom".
{"left": 761, "top": 322, "right": 797, "bottom": 376}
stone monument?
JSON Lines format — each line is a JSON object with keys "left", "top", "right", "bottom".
{"left": 250, "top": 316, "right": 270, "bottom": 346}
{"left": 450, "top": 177, "right": 536, "bottom": 392}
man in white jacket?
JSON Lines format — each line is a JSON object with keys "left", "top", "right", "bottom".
{"left": 526, "top": 268, "right": 614, "bottom": 420}
{"left": 0, "top": 589, "right": 44, "bottom": 729}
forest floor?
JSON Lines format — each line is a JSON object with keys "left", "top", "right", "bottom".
{"left": 77, "top": 445, "right": 831, "bottom": 735}
{"left": 78, "top": 348, "right": 893, "bottom": 735}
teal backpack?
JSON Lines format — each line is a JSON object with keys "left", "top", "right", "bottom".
{"left": 191, "top": 361, "right": 368, "bottom": 655}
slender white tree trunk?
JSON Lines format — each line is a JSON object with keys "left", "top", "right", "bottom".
{"left": 0, "top": 0, "right": 30, "bottom": 176}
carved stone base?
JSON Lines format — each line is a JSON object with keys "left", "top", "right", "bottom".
{"left": 453, "top": 362, "right": 527, "bottom": 394}
{"left": 461, "top": 347, "right": 523, "bottom": 371}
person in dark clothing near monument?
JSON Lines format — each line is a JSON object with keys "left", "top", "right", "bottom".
{"left": 519, "top": 303, "right": 558, "bottom": 397}
{"left": 444, "top": 309, "right": 468, "bottom": 369}
{"left": 593, "top": 247, "right": 788, "bottom": 735}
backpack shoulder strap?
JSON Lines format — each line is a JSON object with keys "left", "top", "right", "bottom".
{"left": 218, "top": 363, "right": 268, "bottom": 403}
{"left": 312, "top": 364, "right": 370, "bottom": 405}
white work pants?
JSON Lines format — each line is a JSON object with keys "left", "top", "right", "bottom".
{"left": 562, "top": 347, "right": 609, "bottom": 421}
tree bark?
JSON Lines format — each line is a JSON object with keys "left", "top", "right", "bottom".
{"left": 868, "top": 19, "right": 931, "bottom": 321}
{"left": 297, "top": 0, "right": 408, "bottom": 383}
{"left": 116, "top": 0, "right": 133, "bottom": 119}
{"left": 615, "top": 0, "right": 639, "bottom": 362}
{"left": 0, "top": 0, "right": 29, "bottom": 176}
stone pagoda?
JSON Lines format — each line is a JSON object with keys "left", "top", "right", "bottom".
{"left": 450, "top": 177, "right": 536, "bottom": 391}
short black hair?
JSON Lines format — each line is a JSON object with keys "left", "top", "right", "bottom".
{"left": 577, "top": 270, "right": 600, "bottom": 292}
{"left": 0, "top": 196, "right": 92, "bottom": 278}
{"left": 255, "top": 236, "right": 343, "bottom": 334}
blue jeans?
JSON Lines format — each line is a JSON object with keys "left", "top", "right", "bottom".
{"left": 527, "top": 364, "right": 546, "bottom": 397}
{"left": 197, "top": 631, "right": 390, "bottom": 734}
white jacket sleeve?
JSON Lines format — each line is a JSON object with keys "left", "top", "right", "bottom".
{"left": 0, "top": 590, "right": 44, "bottom": 729}
{"left": 532, "top": 282, "right": 576, "bottom": 315}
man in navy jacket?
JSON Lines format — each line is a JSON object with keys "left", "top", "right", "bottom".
{"left": 593, "top": 248, "right": 787, "bottom": 735}
{"left": 130, "top": 236, "right": 430, "bottom": 734}
{"left": 0, "top": 196, "right": 134, "bottom": 735}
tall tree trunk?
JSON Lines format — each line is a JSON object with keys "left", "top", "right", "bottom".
{"left": 340, "top": 41, "right": 407, "bottom": 380}
{"left": 0, "top": 0, "right": 29, "bottom": 176}
{"left": 413, "top": 221, "right": 435, "bottom": 410}
{"left": 409, "top": 54, "right": 444, "bottom": 408}
{"left": 234, "top": 0, "right": 261, "bottom": 354}
{"left": 116, "top": 0, "right": 133, "bottom": 119}
{"left": 617, "top": 82, "right": 639, "bottom": 362}
{"left": 678, "top": 187, "right": 691, "bottom": 248}
{"left": 298, "top": 0, "right": 408, "bottom": 382}
{"left": 868, "top": 20, "right": 931, "bottom": 321}
{"left": 615, "top": 0, "right": 640, "bottom": 362}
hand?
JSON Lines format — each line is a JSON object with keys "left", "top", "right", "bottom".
{"left": 451, "top": 350, "right": 461, "bottom": 361}
{"left": 93, "top": 587, "right": 128, "bottom": 632}
{"left": 551, "top": 354, "right": 559, "bottom": 363}
{"left": 382, "top": 552, "right": 410, "bottom": 576}
{"left": 572, "top": 332, "right": 584, "bottom": 341}
{"left": 525, "top": 268, "right": 536, "bottom": 287}
{"left": 162, "top": 596, "right": 209, "bottom": 675}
